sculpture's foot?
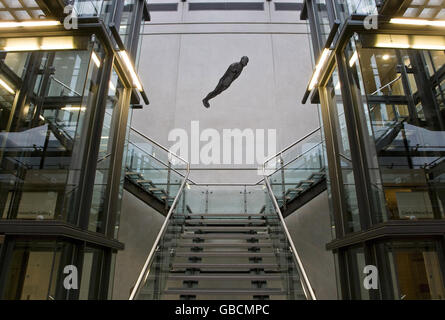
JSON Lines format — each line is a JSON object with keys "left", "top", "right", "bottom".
{"left": 203, "top": 99, "right": 210, "bottom": 108}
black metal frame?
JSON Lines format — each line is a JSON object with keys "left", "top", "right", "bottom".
{"left": 303, "top": 0, "right": 445, "bottom": 299}
{"left": 0, "top": 0, "right": 150, "bottom": 300}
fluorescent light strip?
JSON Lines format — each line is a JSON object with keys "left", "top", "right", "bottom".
{"left": 308, "top": 48, "right": 331, "bottom": 91}
{"left": 412, "top": 44, "right": 445, "bottom": 50}
{"left": 40, "top": 44, "right": 75, "bottom": 50}
{"left": 390, "top": 18, "right": 445, "bottom": 27}
{"left": 3, "top": 45, "right": 40, "bottom": 51}
{"left": 62, "top": 106, "right": 86, "bottom": 111}
{"left": 0, "top": 78, "right": 15, "bottom": 94}
{"left": 375, "top": 43, "right": 410, "bottom": 49}
{"left": 119, "top": 51, "right": 143, "bottom": 92}
{"left": 376, "top": 43, "right": 445, "bottom": 50}
{"left": 3, "top": 37, "right": 75, "bottom": 52}
{"left": 4, "top": 44, "right": 74, "bottom": 51}
{"left": 349, "top": 51, "right": 358, "bottom": 67}
{"left": 91, "top": 51, "right": 101, "bottom": 68}
{"left": 0, "top": 21, "right": 60, "bottom": 28}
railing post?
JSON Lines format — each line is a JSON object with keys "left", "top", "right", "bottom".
{"left": 280, "top": 154, "right": 286, "bottom": 210}
{"left": 243, "top": 185, "right": 247, "bottom": 214}
{"left": 205, "top": 186, "right": 209, "bottom": 214}
{"left": 166, "top": 161, "right": 171, "bottom": 211}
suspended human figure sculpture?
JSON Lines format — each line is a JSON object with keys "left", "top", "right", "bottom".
{"left": 202, "top": 56, "right": 249, "bottom": 108}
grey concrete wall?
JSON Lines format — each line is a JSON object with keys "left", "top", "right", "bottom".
{"left": 285, "top": 191, "right": 338, "bottom": 300}
{"left": 112, "top": 191, "right": 165, "bottom": 300}
{"left": 134, "top": 0, "right": 316, "bottom": 183}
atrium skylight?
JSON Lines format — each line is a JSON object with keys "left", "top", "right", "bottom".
{"left": 0, "top": 0, "right": 45, "bottom": 21}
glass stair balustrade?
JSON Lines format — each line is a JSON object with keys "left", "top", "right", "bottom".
{"left": 130, "top": 182, "right": 314, "bottom": 300}
{"left": 127, "top": 130, "right": 318, "bottom": 300}
{"left": 265, "top": 128, "right": 326, "bottom": 208}
{"left": 125, "top": 129, "right": 187, "bottom": 207}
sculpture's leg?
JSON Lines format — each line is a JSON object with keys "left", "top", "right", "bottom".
{"left": 203, "top": 82, "right": 228, "bottom": 108}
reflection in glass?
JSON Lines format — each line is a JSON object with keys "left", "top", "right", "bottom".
{"left": 89, "top": 69, "right": 123, "bottom": 233}
{"left": 380, "top": 241, "right": 445, "bottom": 300}
{"left": 346, "top": 245, "right": 370, "bottom": 299}
{"left": 79, "top": 246, "right": 104, "bottom": 300}
{"left": 0, "top": 39, "right": 104, "bottom": 225}
{"left": 325, "top": 68, "right": 361, "bottom": 232}
{"left": 2, "top": 240, "right": 58, "bottom": 300}
{"left": 355, "top": 43, "right": 445, "bottom": 220}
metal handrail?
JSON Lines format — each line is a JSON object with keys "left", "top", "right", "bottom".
{"left": 371, "top": 75, "right": 402, "bottom": 96}
{"left": 129, "top": 161, "right": 190, "bottom": 300}
{"left": 50, "top": 76, "right": 82, "bottom": 96}
{"left": 130, "top": 128, "right": 188, "bottom": 166}
{"left": 189, "top": 182, "right": 264, "bottom": 187}
{"left": 128, "top": 141, "right": 187, "bottom": 179}
{"left": 266, "top": 141, "right": 324, "bottom": 177}
{"left": 264, "top": 127, "right": 321, "bottom": 167}
{"left": 262, "top": 164, "right": 316, "bottom": 300}
{"left": 262, "top": 129, "right": 320, "bottom": 299}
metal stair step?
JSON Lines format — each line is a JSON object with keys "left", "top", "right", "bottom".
{"left": 177, "top": 243, "right": 274, "bottom": 248}
{"left": 172, "top": 263, "right": 280, "bottom": 271}
{"left": 183, "top": 226, "right": 268, "bottom": 232}
{"left": 309, "top": 172, "right": 325, "bottom": 178}
{"left": 168, "top": 273, "right": 282, "bottom": 280}
{"left": 164, "top": 288, "right": 286, "bottom": 295}
{"left": 148, "top": 187, "right": 167, "bottom": 193}
{"left": 125, "top": 172, "right": 142, "bottom": 176}
{"left": 136, "top": 179, "right": 153, "bottom": 184}
{"left": 299, "top": 180, "right": 315, "bottom": 184}
{"left": 175, "top": 252, "right": 275, "bottom": 257}
{"left": 178, "top": 213, "right": 272, "bottom": 217}
{"left": 181, "top": 233, "right": 270, "bottom": 239}
{"left": 286, "top": 188, "right": 304, "bottom": 194}
{"left": 184, "top": 219, "right": 268, "bottom": 224}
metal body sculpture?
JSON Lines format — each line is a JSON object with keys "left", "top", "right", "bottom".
{"left": 203, "top": 56, "right": 249, "bottom": 108}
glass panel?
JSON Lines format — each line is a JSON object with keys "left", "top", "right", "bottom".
{"left": 354, "top": 38, "right": 445, "bottom": 221}
{"left": 114, "top": 102, "right": 133, "bottom": 239}
{"left": 314, "top": 0, "right": 331, "bottom": 43}
{"left": 89, "top": 68, "right": 126, "bottom": 233}
{"left": 382, "top": 241, "right": 445, "bottom": 300}
{"left": 346, "top": 246, "right": 370, "bottom": 299}
{"left": 79, "top": 246, "right": 105, "bottom": 300}
{"left": 0, "top": 37, "right": 105, "bottom": 225}
{"left": 48, "top": 241, "right": 75, "bottom": 300}
{"left": 2, "top": 240, "right": 57, "bottom": 300}
{"left": 107, "top": 252, "right": 116, "bottom": 299}
{"left": 119, "top": 0, "right": 137, "bottom": 47}
{"left": 325, "top": 68, "right": 361, "bottom": 232}
{"left": 125, "top": 129, "right": 187, "bottom": 207}
{"left": 71, "top": 0, "right": 116, "bottom": 27}
{"left": 265, "top": 129, "right": 325, "bottom": 210}
{"left": 333, "top": 0, "right": 377, "bottom": 23}
{"left": 382, "top": 0, "right": 445, "bottom": 20}
{"left": 343, "top": 37, "right": 393, "bottom": 225}
{"left": 133, "top": 184, "right": 309, "bottom": 300}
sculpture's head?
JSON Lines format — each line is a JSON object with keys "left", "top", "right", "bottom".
{"left": 240, "top": 56, "right": 249, "bottom": 66}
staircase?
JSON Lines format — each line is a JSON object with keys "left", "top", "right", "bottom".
{"left": 148, "top": 212, "right": 305, "bottom": 300}
{"left": 125, "top": 129, "right": 318, "bottom": 300}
